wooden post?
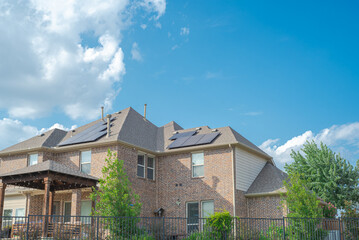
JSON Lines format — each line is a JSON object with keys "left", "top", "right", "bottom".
{"left": 49, "top": 190, "right": 55, "bottom": 216}
{"left": 91, "top": 188, "right": 97, "bottom": 238}
{"left": 0, "top": 183, "right": 6, "bottom": 231}
{"left": 42, "top": 177, "right": 51, "bottom": 237}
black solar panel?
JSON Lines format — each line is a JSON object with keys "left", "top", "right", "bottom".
{"left": 167, "top": 132, "right": 220, "bottom": 149}
{"left": 167, "top": 136, "right": 191, "bottom": 149}
{"left": 180, "top": 134, "right": 205, "bottom": 147}
{"left": 197, "top": 132, "right": 220, "bottom": 145}
{"left": 169, "top": 131, "right": 197, "bottom": 140}
{"left": 58, "top": 119, "right": 113, "bottom": 146}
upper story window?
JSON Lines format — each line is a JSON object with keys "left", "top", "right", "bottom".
{"left": 28, "top": 153, "right": 38, "bottom": 166}
{"left": 192, "top": 152, "right": 204, "bottom": 178}
{"left": 147, "top": 157, "right": 155, "bottom": 180}
{"left": 80, "top": 150, "right": 91, "bottom": 174}
{"left": 137, "top": 155, "right": 145, "bottom": 178}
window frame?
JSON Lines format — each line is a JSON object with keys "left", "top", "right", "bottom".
{"left": 63, "top": 201, "right": 72, "bottom": 222}
{"left": 146, "top": 156, "right": 155, "bottom": 181}
{"left": 80, "top": 150, "right": 92, "bottom": 174}
{"left": 3, "top": 209, "right": 13, "bottom": 222}
{"left": 191, "top": 152, "right": 204, "bottom": 178}
{"left": 137, "top": 154, "right": 145, "bottom": 178}
{"left": 28, "top": 153, "right": 38, "bottom": 166}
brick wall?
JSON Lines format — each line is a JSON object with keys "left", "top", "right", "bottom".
{"left": 247, "top": 195, "right": 285, "bottom": 218}
{"left": 157, "top": 147, "right": 234, "bottom": 218}
{"left": 235, "top": 190, "right": 248, "bottom": 217}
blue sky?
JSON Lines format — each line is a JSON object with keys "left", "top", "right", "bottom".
{"left": 0, "top": 0, "right": 358, "bottom": 169}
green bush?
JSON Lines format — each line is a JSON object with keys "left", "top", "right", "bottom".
{"left": 206, "top": 210, "right": 233, "bottom": 239}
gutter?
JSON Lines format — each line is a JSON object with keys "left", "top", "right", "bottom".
{"left": 0, "top": 141, "right": 273, "bottom": 163}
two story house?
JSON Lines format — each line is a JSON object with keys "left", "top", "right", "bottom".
{"left": 0, "top": 107, "right": 288, "bottom": 223}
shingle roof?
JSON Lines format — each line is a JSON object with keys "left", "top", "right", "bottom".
{"left": 0, "top": 107, "right": 272, "bottom": 160}
{"left": 0, "top": 160, "right": 97, "bottom": 181}
{"left": 0, "top": 128, "right": 67, "bottom": 154}
{"left": 246, "top": 162, "right": 288, "bottom": 196}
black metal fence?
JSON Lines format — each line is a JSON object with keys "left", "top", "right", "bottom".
{"left": 0, "top": 215, "right": 358, "bottom": 239}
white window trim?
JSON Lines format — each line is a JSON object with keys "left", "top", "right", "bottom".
{"left": 191, "top": 152, "right": 204, "bottom": 178}
{"left": 80, "top": 150, "right": 92, "bottom": 174}
{"left": 147, "top": 156, "right": 155, "bottom": 181}
{"left": 28, "top": 153, "right": 39, "bottom": 166}
{"left": 137, "top": 154, "right": 145, "bottom": 178}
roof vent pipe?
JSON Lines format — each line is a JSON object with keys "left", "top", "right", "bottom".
{"left": 106, "top": 114, "right": 111, "bottom": 137}
{"left": 144, "top": 104, "right": 147, "bottom": 120}
{"left": 101, "top": 106, "right": 104, "bottom": 121}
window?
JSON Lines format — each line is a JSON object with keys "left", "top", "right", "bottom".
{"left": 137, "top": 155, "right": 145, "bottom": 178}
{"left": 52, "top": 201, "right": 60, "bottom": 215}
{"left": 3, "top": 209, "right": 13, "bottom": 221}
{"left": 15, "top": 208, "right": 25, "bottom": 217}
{"left": 192, "top": 152, "right": 204, "bottom": 177}
{"left": 80, "top": 201, "right": 92, "bottom": 224}
{"left": 80, "top": 150, "right": 91, "bottom": 174}
{"left": 147, "top": 157, "right": 155, "bottom": 180}
{"left": 28, "top": 153, "right": 38, "bottom": 166}
{"left": 64, "top": 202, "right": 72, "bottom": 222}
{"left": 201, "top": 200, "right": 214, "bottom": 218}
{"left": 187, "top": 202, "right": 199, "bottom": 232}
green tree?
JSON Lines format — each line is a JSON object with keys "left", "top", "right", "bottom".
{"left": 90, "top": 149, "right": 142, "bottom": 238}
{"left": 283, "top": 173, "right": 323, "bottom": 218}
{"left": 283, "top": 173, "right": 326, "bottom": 239}
{"left": 285, "top": 141, "right": 359, "bottom": 209}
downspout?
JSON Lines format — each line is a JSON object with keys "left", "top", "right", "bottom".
{"left": 230, "top": 144, "right": 236, "bottom": 217}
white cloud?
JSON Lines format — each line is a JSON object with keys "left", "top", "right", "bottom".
{"left": 0, "top": 118, "right": 75, "bottom": 150}
{"left": 0, "top": 0, "right": 166, "bottom": 120}
{"left": 180, "top": 27, "right": 190, "bottom": 36}
{"left": 131, "top": 42, "right": 143, "bottom": 61}
{"left": 142, "top": 0, "right": 166, "bottom": 20}
{"left": 260, "top": 122, "right": 359, "bottom": 168}
{"left": 140, "top": 24, "right": 147, "bottom": 29}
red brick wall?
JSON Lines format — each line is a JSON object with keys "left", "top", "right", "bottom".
{"left": 157, "top": 147, "right": 234, "bottom": 218}
{"left": 247, "top": 195, "right": 285, "bottom": 218}
{"left": 235, "top": 190, "right": 248, "bottom": 217}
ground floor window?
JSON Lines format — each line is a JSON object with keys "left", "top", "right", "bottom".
{"left": 15, "top": 208, "right": 25, "bottom": 217}
{"left": 186, "top": 200, "right": 214, "bottom": 233}
{"left": 52, "top": 201, "right": 60, "bottom": 215}
{"left": 64, "top": 202, "right": 72, "bottom": 222}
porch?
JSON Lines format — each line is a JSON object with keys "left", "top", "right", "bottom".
{"left": 0, "top": 160, "right": 98, "bottom": 238}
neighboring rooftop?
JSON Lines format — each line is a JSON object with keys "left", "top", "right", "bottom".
{"left": 246, "top": 163, "right": 288, "bottom": 196}
{"left": 0, "top": 107, "right": 272, "bottom": 160}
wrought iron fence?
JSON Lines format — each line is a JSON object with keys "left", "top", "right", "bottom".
{"left": 0, "top": 215, "right": 358, "bottom": 239}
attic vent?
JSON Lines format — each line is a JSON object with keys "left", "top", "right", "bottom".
{"left": 172, "top": 131, "right": 179, "bottom": 135}
{"left": 196, "top": 127, "right": 201, "bottom": 130}
{"left": 117, "top": 111, "right": 121, "bottom": 114}
{"left": 40, "top": 133, "right": 45, "bottom": 137}
{"left": 72, "top": 130, "right": 76, "bottom": 132}
{"left": 211, "top": 129, "right": 218, "bottom": 132}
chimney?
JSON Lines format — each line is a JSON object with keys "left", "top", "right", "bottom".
{"left": 144, "top": 104, "right": 147, "bottom": 120}
{"left": 106, "top": 114, "right": 111, "bottom": 137}
{"left": 101, "top": 106, "right": 104, "bottom": 121}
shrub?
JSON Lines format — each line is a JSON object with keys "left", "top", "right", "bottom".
{"left": 322, "top": 202, "right": 337, "bottom": 218}
{"left": 206, "top": 210, "right": 233, "bottom": 239}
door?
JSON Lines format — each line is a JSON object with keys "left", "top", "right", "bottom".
{"left": 187, "top": 202, "right": 199, "bottom": 233}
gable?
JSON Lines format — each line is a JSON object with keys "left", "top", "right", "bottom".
{"left": 235, "top": 147, "right": 267, "bottom": 191}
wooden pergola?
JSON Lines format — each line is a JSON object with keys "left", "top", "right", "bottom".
{"left": 0, "top": 160, "right": 98, "bottom": 237}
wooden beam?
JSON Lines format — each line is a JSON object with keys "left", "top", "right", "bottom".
{"left": 0, "top": 183, "right": 6, "bottom": 231}
{"left": 42, "top": 177, "right": 51, "bottom": 237}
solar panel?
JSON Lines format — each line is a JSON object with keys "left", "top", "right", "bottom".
{"left": 58, "top": 121, "right": 110, "bottom": 146}
{"left": 167, "top": 136, "right": 191, "bottom": 149}
{"left": 167, "top": 132, "right": 220, "bottom": 149}
{"left": 181, "top": 134, "right": 205, "bottom": 147}
{"left": 169, "top": 131, "right": 197, "bottom": 140}
{"left": 196, "top": 132, "right": 220, "bottom": 145}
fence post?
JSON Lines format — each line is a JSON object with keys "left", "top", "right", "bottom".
{"left": 96, "top": 216, "right": 100, "bottom": 240}
{"left": 162, "top": 217, "right": 165, "bottom": 240}
{"left": 282, "top": 217, "right": 286, "bottom": 240}
{"left": 26, "top": 215, "right": 30, "bottom": 240}
{"left": 338, "top": 217, "right": 342, "bottom": 240}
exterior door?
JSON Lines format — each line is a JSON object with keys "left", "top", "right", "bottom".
{"left": 187, "top": 202, "right": 199, "bottom": 233}
{"left": 64, "top": 202, "right": 72, "bottom": 222}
